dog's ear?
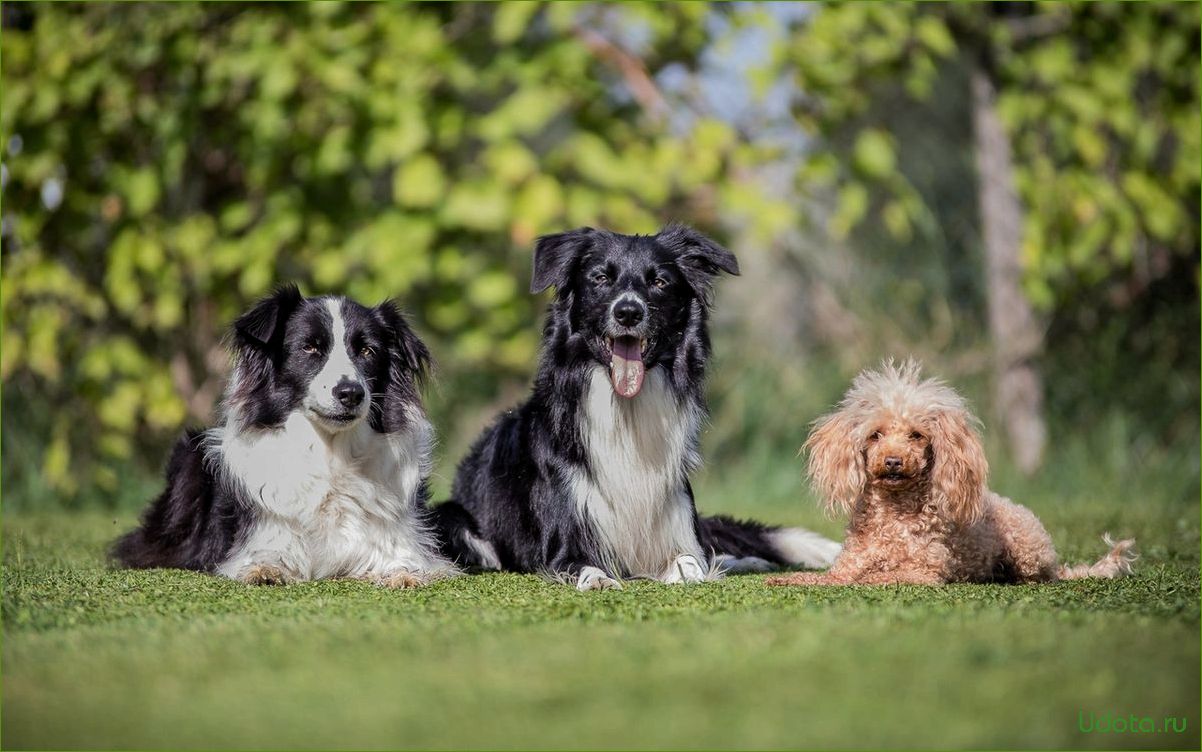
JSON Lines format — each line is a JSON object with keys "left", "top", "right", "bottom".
{"left": 371, "top": 300, "right": 433, "bottom": 433}
{"left": 374, "top": 300, "right": 432, "bottom": 386}
{"left": 233, "top": 283, "right": 303, "bottom": 351}
{"left": 531, "top": 227, "right": 597, "bottom": 294}
{"left": 658, "top": 224, "right": 739, "bottom": 299}
{"left": 804, "top": 410, "right": 866, "bottom": 516}
{"left": 227, "top": 284, "right": 303, "bottom": 427}
{"left": 927, "top": 408, "right": 988, "bottom": 525}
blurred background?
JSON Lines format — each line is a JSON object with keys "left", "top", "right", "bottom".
{"left": 1, "top": 1, "right": 1197, "bottom": 526}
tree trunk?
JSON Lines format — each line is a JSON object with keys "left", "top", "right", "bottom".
{"left": 971, "top": 67, "right": 1046, "bottom": 474}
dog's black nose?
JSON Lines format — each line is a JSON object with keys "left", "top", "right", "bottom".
{"left": 884, "top": 456, "right": 903, "bottom": 471}
{"left": 334, "top": 381, "right": 365, "bottom": 409}
{"left": 613, "top": 298, "right": 645, "bottom": 327}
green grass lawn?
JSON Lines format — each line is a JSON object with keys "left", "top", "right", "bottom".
{"left": 3, "top": 452, "right": 1199, "bottom": 750}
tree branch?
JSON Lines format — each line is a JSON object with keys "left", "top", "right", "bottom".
{"left": 573, "top": 25, "right": 667, "bottom": 120}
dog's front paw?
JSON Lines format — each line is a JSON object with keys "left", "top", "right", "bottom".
{"left": 375, "top": 570, "right": 430, "bottom": 589}
{"left": 239, "top": 564, "right": 289, "bottom": 586}
{"left": 577, "top": 566, "right": 622, "bottom": 591}
{"left": 661, "top": 554, "right": 709, "bottom": 584}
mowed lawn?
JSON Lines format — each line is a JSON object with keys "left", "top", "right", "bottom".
{"left": 3, "top": 461, "right": 1199, "bottom": 750}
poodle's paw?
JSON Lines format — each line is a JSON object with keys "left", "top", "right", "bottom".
{"left": 766, "top": 571, "right": 823, "bottom": 586}
{"left": 577, "top": 566, "right": 622, "bottom": 591}
{"left": 375, "top": 570, "right": 430, "bottom": 589}
{"left": 661, "top": 554, "right": 709, "bottom": 584}
{"left": 238, "top": 563, "right": 289, "bottom": 586}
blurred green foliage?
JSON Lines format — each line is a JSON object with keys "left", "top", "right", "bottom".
{"left": 784, "top": 2, "right": 1199, "bottom": 309}
{"left": 1, "top": 2, "right": 1196, "bottom": 507}
{"left": 1, "top": 2, "right": 773, "bottom": 499}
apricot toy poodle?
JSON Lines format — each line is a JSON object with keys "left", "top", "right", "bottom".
{"left": 768, "top": 360, "right": 1135, "bottom": 586}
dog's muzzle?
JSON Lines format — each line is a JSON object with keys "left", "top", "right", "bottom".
{"left": 604, "top": 294, "right": 649, "bottom": 399}
{"left": 611, "top": 297, "right": 645, "bottom": 328}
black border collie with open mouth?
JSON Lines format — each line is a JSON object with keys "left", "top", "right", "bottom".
{"left": 112, "top": 285, "right": 456, "bottom": 587}
{"left": 432, "top": 225, "right": 840, "bottom": 590}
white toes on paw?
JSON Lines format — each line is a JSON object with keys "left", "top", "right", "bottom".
{"left": 662, "top": 553, "right": 708, "bottom": 584}
{"left": 238, "top": 563, "right": 289, "bottom": 586}
{"left": 576, "top": 565, "right": 622, "bottom": 591}
{"left": 375, "top": 570, "right": 428, "bottom": 589}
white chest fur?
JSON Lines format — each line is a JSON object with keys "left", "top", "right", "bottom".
{"left": 570, "top": 366, "right": 706, "bottom": 578}
{"left": 211, "top": 410, "right": 448, "bottom": 581}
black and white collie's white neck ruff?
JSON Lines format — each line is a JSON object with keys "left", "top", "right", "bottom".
{"left": 113, "top": 286, "right": 456, "bottom": 587}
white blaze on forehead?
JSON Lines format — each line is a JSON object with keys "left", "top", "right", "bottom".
{"left": 307, "top": 298, "right": 363, "bottom": 410}
{"left": 323, "top": 297, "right": 357, "bottom": 379}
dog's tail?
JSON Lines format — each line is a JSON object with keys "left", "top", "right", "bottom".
{"left": 427, "top": 500, "right": 503, "bottom": 571}
{"left": 1057, "top": 534, "right": 1137, "bottom": 580}
{"left": 699, "top": 514, "right": 841, "bottom": 573}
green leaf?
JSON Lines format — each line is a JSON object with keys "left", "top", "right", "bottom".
{"left": 830, "top": 182, "right": 869, "bottom": 239}
{"left": 493, "top": 2, "right": 539, "bottom": 44}
{"left": 915, "top": 16, "right": 956, "bottom": 57}
{"left": 882, "top": 200, "right": 912, "bottom": 242}
{"left": 852, "top": 129, "right": 896, "bottom": 180}
{"left": 393, "top": 154, "right": 446, "bottom": 208}
{"left": 125, "top": 168, "right": 160, "bottom": 216}
{"left": 467, "top": 270, "right": 517, "bottom": 308}
{"left": 484, "top": 141, "right": 537, "bottom": 185}
{"left": 442, "top": 180, "right": 511, "bottom": 232}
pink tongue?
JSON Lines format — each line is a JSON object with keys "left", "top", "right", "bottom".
{"left": 610, "top": 336, "right": 645, "bottom": 398}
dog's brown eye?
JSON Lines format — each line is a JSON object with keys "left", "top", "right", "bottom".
{"left": 652, "top": 277, "right": 668, "bottom": 290}
{"left": 909, "top": 431, "right": 924, "bottom": 441}
{"left": 868, "top": 431, "right": 882, "bottom": 442}
{"left": 302, "top": 343, "right": 319, "bottom": 355}
{"left": 593, "top": 273, "right": 609, "bottom": 285}
{"left": 360, "top": 346, "right": 375, "bottom": 358}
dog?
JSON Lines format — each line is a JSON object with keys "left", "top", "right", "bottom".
{"left": 112, "top": 285, "right": 457, "bottom": 587}
{"left": 431, "top": 225, "right": 841, "bottom": 590}
{"left": 768, "top": 360, "right": 1135, "bottom": 586}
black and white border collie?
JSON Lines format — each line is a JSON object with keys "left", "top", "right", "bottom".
{"left": 113, "top": 285, "right": 456, "bottom": 587}
{"left": 433, "top": 225, "right": 840, "bottom": 590}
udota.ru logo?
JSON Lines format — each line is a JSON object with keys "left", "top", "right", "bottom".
{"left": 1078, "top": 711, "right": 1188, "bottom": 734}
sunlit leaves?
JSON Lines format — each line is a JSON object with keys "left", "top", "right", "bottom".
{"left": 442, "top": 180, "right": 511, "bottom": 232}
{"left": 393, "top": 154, "right": 446, "bottom": 209}
{"left": 830, "top": 182, "right": 868, "bottom": 241}
{"left": 998, "top": 3, "right": 1199, "bottom": 306}
{"left": 493, "top": 2, "right": 540, "bottom": 45}
{"left": 852, "top": 129, "right": 896, "bottom": 180}
{"left": 783, "top": 2, "right": 1199, "bottom": 308}
{"left": 915, "top": 16, "right": 956, "bottom": 58}
{"left": 1, "top": 2, "right": 750, "bottom": 497}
